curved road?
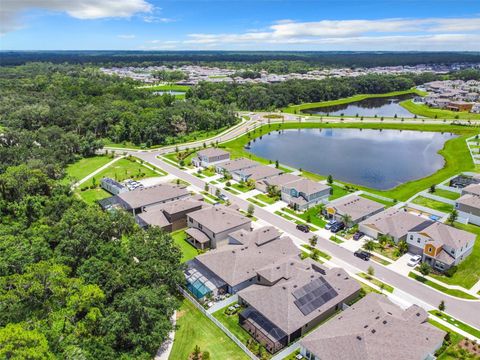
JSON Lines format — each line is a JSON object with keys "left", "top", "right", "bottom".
{"left": 132, "top": 150, "right": 480, "bottom": 330}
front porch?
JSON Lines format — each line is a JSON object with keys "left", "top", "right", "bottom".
{"left": 185, "top": 227, "right": 211, "bottom": 250}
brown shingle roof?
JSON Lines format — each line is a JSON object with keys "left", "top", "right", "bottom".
{"left": 283, "top": 178, "right": 331, "bottom": 196}
{"left": 419, "top": 222, "right": 475, "bottom": 250}
{"left": 300, "top": 293, "right": 446, "bottom": 360}
{"left": 197, "top": 148, "right": 229, "bottom": 158}
{"left": 457, "top": 194, "right": 480, "bottom": 209}
{"left": 463, "top": 184, "right": 480, "bottom": 196}
{"left": 327, "top": 195, "right": 384, "bottom": 222}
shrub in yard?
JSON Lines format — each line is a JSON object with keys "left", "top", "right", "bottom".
{"left": 444, "top": 265, "right": 458, "bottom": 278}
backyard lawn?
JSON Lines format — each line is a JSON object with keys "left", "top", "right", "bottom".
{"left": 411, "top": 196, "right": 454, "bottom": 213}
{"left": 75, "top": 187, "right": 111, "bottom": 205}
{"left": 429, "top": 222, "right": 480, "bottom": 289}
{"left": 359, "top": 193, "right": 395, "bottom": 207}
{"left": 329, "top": 184, "right": 350, "bottom": 200}
{"left": 212, "top": 304, "right": 251, "bottom": 344}
{"left": 64, "top": 155, "right": 112, "bottom": 182}
{"left": 431, "top": 188, "right": 461, "bottom": 201}
{"left": 171, "top": 230, "right": 198, "bottom": 263}
{"left": 169, "top": 299, "right": 249, "bottom": 360}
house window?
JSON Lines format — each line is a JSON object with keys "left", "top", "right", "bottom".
{"left": 410, "top": 235, "right": 413, "bottom": 240}
{"left": 198, "top": 224, "right": 203, "bottom": 230}
{"left": 417, "top": 239, "right": 421, "bottom": 243}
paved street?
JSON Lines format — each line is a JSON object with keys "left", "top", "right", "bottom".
{"left": 134, "top": 151, "right": 480, "bottom": 329}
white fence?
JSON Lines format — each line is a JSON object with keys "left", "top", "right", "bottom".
{"left": 178, "top": 287, "right": 259, "bottom": 360}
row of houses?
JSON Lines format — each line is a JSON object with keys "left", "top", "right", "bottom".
{"left": 185, "top": 225, "right": 445, "bottom": 357}
{"left": 193, "top": 148, "right": 332, "bottom": 210}
{"left": 418, "top": 80, "right": 480, "bottom": 113}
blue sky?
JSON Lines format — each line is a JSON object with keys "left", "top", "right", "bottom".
{"left": 1, "top": 0, "right": 479, "bottom": 50}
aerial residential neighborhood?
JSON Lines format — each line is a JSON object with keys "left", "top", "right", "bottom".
{"left": 2, "top": 1, "right": 480, "bottom": 359}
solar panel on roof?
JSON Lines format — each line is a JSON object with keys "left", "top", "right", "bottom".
{"left": 293, "top": 277, "right": 338, "bottom": 316}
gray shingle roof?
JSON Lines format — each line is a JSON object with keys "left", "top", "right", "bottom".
{"left": 327, "top": 195, "right": 384, "bottom": 222}
{"left": 259, "top": 173, "right": 302, "bottom": 188}
{"left": 188, "top": 206, "right": 251, "bottom": 233}
{"left": 463, "top": 183, "right": 480, "bottom": 196}
{"left": 217, "top": 158, "right": 258, "bottom": 172}
{"left": 197, "top": 148, "right": 229, "bottom": 158}
{"left": 234, "top": 165, "right": 283, "bottom": 181}
{"left": 239, "top": 259, "right": 360, "bottom": 334}
{"left": 196, "top": 230, "right": 299, "bottom": 287}
{"left": 300, "top": 293, "right": 445, "bottom": 360}
{"left": 419, "top": 221, "right": 475, "bottom": 250}
{"left": 283, "top": 178, "right": 331, "bottom": 196}
{"left": 117, "top": 184, "right": 190, "bottom": 210}
{"left": 457, "top": 193, "right": 480, "bottom": 209}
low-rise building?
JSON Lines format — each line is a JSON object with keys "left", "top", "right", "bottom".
{"left": 299, "top": 293, "right": 445, "bottom": 360}
{"left": 255, "top": 173, "right": 302, "bottom": 193}
{"left": 185, "top": 227, "right": 299, "bottom": 299}
{"left": 238, "top": 259, "right": 361, "bottom": 353}
{"left": 359, "top": 208, "right": 431, "bottom": 243}
{"left": 115, "top": 184, "right": 191, "bottom": 214}
{"left": 325, "top": 195, "right": 385, "bottom": 227}
{"left": 407, "top": 221, "right": 476, "bottom": 272}
{"left": 447, "top": 101, "right": 474, "bottom": 112}
{"left": 191, "top": 148, "right": 230, "bottom": 167}
{"left": 215, "top": 158, "right": 258, "bottom": 176}
{"left": 456, "top": 193, "right": 480, "bottom": 226}
{"left": 186, "top": 205, "right": 252, "bottom": 249}
{"left": 101, "top": 177, "right": 129, "bottom": 195}
{"left": 232, "top": 165, "right": 283, "bottom": 182}
{"left": 136, "top": 198, "right": 203, "bottom": 232}
{"left": 281, "top": 179, "right": 331, "bottom": 211}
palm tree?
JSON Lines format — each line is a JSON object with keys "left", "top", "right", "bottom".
{"left": 341, "top": 213, "right": 352, "bottom": 228}
{"left": 364, "top": 239, "right": 375, "bottom": 252}
{"left": 397, "top": 240, "right": 408, "bottom": 255}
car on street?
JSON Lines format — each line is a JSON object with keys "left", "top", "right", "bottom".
{"left": 325, "top": 219, "right": 337, "bottom": 230}
{"left": 353, "top": 232, "right": 365, "bottom": 240}
{"left": 330, "top": 223, "right": 345, "bottom": 233}
{"left": 407, "top": 255, "right": 422, "bottom": 267}
{"left": 354, "top": 250, "right": 371, "bottom": 261}
{"left": 296, "top": 224, "right": 310, "bottom": 233}
{"left": 218, "top": 193, "right": 229, "bottom": 202}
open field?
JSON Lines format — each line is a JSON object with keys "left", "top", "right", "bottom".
{"left": 283, "top": 89, "right": 425, "bottom": 114}
{"left": 169, "top": 299, "right": 249, "bottom": 360}
{"left": 64, "top": 155, "right": 112, "bottom": 182}
{"left": 220, "top": 122, "right": 478, "bottom": 201}
{"left": 429, "top": 222, "right": 480, "bottom": 289}
{"left": 401, "top": 100, "right": 480, "bottom": 120}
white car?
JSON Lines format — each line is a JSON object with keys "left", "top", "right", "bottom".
{"left": 407, "top": 255, "right": 422, "bottom": 267}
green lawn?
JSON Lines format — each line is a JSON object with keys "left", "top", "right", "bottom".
{"left": 401, "top": 100, "right": 480, "bottom": 120}
{"left": 301, "top": 244, "right": 331, "bottom": 260}
{"left": 253, "top": 193, "right": 278, "bottom": 205}
{"left": 329, "top": 235, "right": 344, "bottom": 244}
{"left": 80, "top": 157, "right": 161, "bottom": 189}
{"left": 411, "top": 196, "right": 454, "bottom": 213}
{"left": 357, "top": 273, "right": 394, "bottom": 293}
{"left": 283, "top": 205, "right": 327, "bottom": 228}
{"left": 169, "top": 299, "right": 249, "bottom": 360}
{"left": 428, "top": 319, "right": 464, "bottom": 360}
{"left": 370, "top": 255, "right": 392, "bottom": 266}
{"left": 283, "top": 89, "right": 424, "bottom": 114}
{"left": 429, "top": 311, "right": 480, "bottom": 339}
{"left": 219, "top": 122, "right": 477, "bottom": 201}
{"left": 329, "top": 184, "right": 351, "bottom": 200}
{"left": 408, "top": 272, "right": 477, "bottom": 300}
{"left": 75, "top": 187, "right": 111, "bottom": 205}
{"left": 371, "top": 243, "right": 401, "bottom": 261}
{"left": 247, "top": 197, "right": 266, "bottom": 207}
{"left": 431, "top": 189, "right": 461, "bottom": 200}
{"left": 359, "top": 193, "right": 395, "bottom": 207}
{"left": 429, "top": 222, "right": 480, "bottom": 289}
{"left": 171, "top": 230, "right": 198, "bottom": 263}
{"left": 230, "top": 183, "right": 253, "bottom": 193}
{"left": 64, "top": 155, "right": 112, "bottom": 182}
{"left": 212, "top": 305, "right": 251, "bottom": 344}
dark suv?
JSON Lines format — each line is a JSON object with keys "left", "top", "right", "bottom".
{"left": 354, "top": 250, "right": 371, "bottom": 261}
{"left": 353, "top": 232, "right": 365, "bottom": 240}
{"left": 330, "top": 223, "right": 345, "bottom": 233}
{"left": 296, "top": 224, "right": 310, "bottom": 233}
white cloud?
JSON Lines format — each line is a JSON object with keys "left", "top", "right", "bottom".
{"left": 143, "top": 16, "right": 175, "bottom": 23}
{"left": 118, "top": 34, "right": 136, "bottom": 39}
{"left": 1, "top": 0, "right": 153, "bottom": 34}
{"left": 182, "top": 17, "right": 480, "bottom": 50}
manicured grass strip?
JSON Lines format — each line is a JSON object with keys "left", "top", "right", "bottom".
{"left": 171, "top": 230, "right": 198, "bottom": 263}
{"left": 225, "top": 187, "right": 241, "bottom": 195}
{"left": 248, "top": 197, "right": 266, "bottom": 207}
{"left": 253, "top": 193, "right": 277, "bottom": 205}
{"left": 220, "top": 122, "right": 476, "bottom": 201}
{"left": 431, "top": 189, "right": 461, "bottom": 200}
{"left": 359, "top": 193, "right": 395, "bottom": 207}
{"left": 283, "top": 89, "right": 424, "bottom": 114}
{"left": 329, "top": 235, "right": 344, "bottom": 244}
{"left": 357, "top": 272, "right": 394, "bottom": 293}
{"left": 411, "top": 196, "right": 454, "bottom": 213}
{"left": 64, "top": 155, "right": 112, "bottom": 182}
{"left": 160, "top": 156, "right": 186, "bottom": 169}
{"left": 201, "top": 191, "right": 223, "bottom": 203}
{"left": 401, "top": 99, "right": 480, "bottom": 120}
{"left": 301, "top": 244, "right": 331, "bottom": 260}
{"left": 370, "top": 255, "right": 392, "bottom": 266}
{"left": 283, "top": 206, "right": 327, "bottom": 228}
{"left": 429, "top": 311, "right": 480, "bottom": 339}
{"left": 428, "top": 222, "right": 480, "bottom": 289}
{"left": 408, "top": 272, "right": 478, "bottom": 300}
{"left": 329, "top": 184, "right": 350, "bottom": 201}
{"left": 170, "top": 299, "right": 249, "bottom": 360}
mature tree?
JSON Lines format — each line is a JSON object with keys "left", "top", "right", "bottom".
{"left": 439, "top": 300, "right": 446, "bottom": 312}
{"left": 309, "top": 235, "right": 318, "bottom": 247}
{"left": 448, "top": 210, "right": 458, "bottom": 225}
{"left": 327, "top": 175, "right": 333, "bottom": 185}
{"left": 0, "top": 324, "right": 54, "bottom": 360}
{"left": 247, "top": 203, "right": 255, "bottom": 217}
{"left": 397, "top": 240, "right": 409, "bottom": 255}
{"left": 367, "top": 266, "right": 375, "bottom": 277}
{"left": 363, "top": 239, "right": 376, "bottom": 252}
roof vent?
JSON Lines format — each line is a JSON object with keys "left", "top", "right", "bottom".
{"left": 371, "top": 329, "right": 376, "bottom": 334}
{"left": 276, "top": 266, "right": 280, "bottom": 270}
{"left": 363, "top": 325, "right": 368, "bottom": 328}
{"left": 416, "top": 312, "right": 421, "bottom": 317}
{"left": 375, "top": 316, "right": 380, "bottom": 320}
{"left": 382, "top": 320, "right": 387, "bottom": 325}
{"left": 356, "top": 336, "right": 362, "bottom": 341}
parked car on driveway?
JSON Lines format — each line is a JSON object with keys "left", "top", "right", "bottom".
{"left": 325, "top": 219, "right": 337, "bottom": 230}
{"left": 407, "top": 255, "right": 422, "bottom": 267}
{"left": 219, "top": 194, "right": 229, "bottom": 202}
{"left": 353, "top": 232, "right": 365, "bottom": 240}
{"left": 354, "top": 250, "right": 371, "bottom": 261}
{"left": 330, "top": 223, "right": 345, "bottom": 233}
{"left": 296, "top": 224, "right": 310, "bottom": 233}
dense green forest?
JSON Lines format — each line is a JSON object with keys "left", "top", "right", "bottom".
{"left": 187, "top": 73, "right": 440, "bottom": 110}
{"left": 2, "top": 50, "right": 479, "bottom": 69}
